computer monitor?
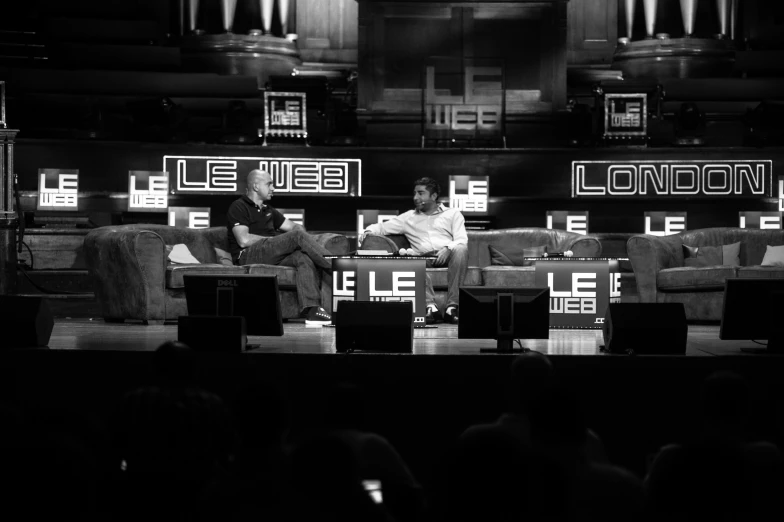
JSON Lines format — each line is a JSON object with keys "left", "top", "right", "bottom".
{"left": 720, "top": 278, "right": 784, "bottom": 354}
{"left": 458, "top": 287, "right": 550, "bottom": 353}
{"left": 184, "top": 274, "right": 283, "bottom": 337}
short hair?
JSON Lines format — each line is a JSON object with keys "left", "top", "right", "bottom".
{"left": 414, "top": 177, "right": 441, "bottom": 199}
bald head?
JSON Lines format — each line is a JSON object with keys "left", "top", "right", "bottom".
{"left": 247, "top": 169, "right": 269, "bottom": 186}
{"left": 246, "top": 169, "right": 274, "bottom": 202}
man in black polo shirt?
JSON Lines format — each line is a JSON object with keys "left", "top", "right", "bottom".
{"left": 227, "top": 169, "right": 333, "bottom": 325}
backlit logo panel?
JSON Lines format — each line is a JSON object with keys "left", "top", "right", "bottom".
{"left": 128, "top": 170, "right": 168, "bottom": 212}
{"left": 547, "top": 210, "right": 589, "bottom": 234}
{"left": 644, "top": 211, "right": 687, "bottom": 236}
{"left": 449, "top": 175, "right": 488, "bottom": 213}
{"left": 168, "top": 207, "right": 211, "bottom": 229}
{"left": 37, "top": 169, "right": 79, "bottom": 210}
{"left": 739, "top": 211, "right": 782, "bottom": 230}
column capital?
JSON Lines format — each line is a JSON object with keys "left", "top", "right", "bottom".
{"left": 0, "top": 129, "right": 19, "bottom": 140}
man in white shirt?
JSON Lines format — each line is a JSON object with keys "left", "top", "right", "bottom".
{"left": 360, "top": 177, "right": 468, "bottom": 324}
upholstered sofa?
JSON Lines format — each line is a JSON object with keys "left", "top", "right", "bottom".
{"left": 84, "top": 224, "right": 349, "bottom": 323}
{"left": 627, "top": 227, "right": 784, "bottom": 322}
{"left": 361, "top": 227, "right": 602, "bottom": 310}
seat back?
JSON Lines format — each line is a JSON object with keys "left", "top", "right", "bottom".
{"left": 680, "top": 227, "right": 784, "bottom": 266}
{"left": 466, "top": 228, "right": 601, "bottom": 267}
{"left": 110, "top": 224, "right": 222, "bottom": 263}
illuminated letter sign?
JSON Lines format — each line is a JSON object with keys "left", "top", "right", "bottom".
{"left": 38, "top": 168, "right": 79, "bottom": 210}
{"left": 278, "top": 209, "right": 305, "bottom": 228}
{"left": 739, "top": 211, "right": 782, "bottom": 230}
{"left": 604, "top": 93, "right": 647, "bottom": 138}
{"left": 165, "top": 155, "right": 361, "bottom": 196}
{"left": 644, "top": 212, "right": 687, "bottom": 236}
{"left": 168, "top": 207, "right": 211, "bottom": 229}
{"left": 547, "top": 210, "right": 589, "bottom": 235}
{"left": 572, "top": 160, "right": 773, "bottom": 198}
{"left": 128, "top": 170, "right": 168, "bottom": 212}
{"left": 450, "top": 175, "right": 488, "bottom": 213}
{"left": 357, "top": 210, "right": 399, "bottom": 237}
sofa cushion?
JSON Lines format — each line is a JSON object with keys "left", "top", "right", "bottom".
{"left": 165, "top": 264, "right": 249, "bottom": 289}
{"left": 246, "top": 264, "right": 299, "bottom": 287}
{"left": 737, "top": 266, "right": 784, "bottom": 278}
{"left": 683, "top": 244, "right": 722, "bottom": 267}
{"left": 214, "top": 247, "right": 234, "bottom": 266}
{"left": 657, "top": 266, "right": 738, "bottom": 291}
{"left": 761, "top": 245, "right": 784, "bottom": 267}
{"left": 166, "top": 244, "right": 201, "bottom": 264}
{"left": 683, "top": 242, "right": 740, "bottom": 267}
{"left": 680, "top": 228, "right": 784, "bottom": 266}
{"left": 481, "top": 266, "right": 537, "bottom": 287}
{"left": 428, "top": 267, "right": 483, "bottom": 288}
{"left": 489, "top": 245, "right": 547, "bottom": 266}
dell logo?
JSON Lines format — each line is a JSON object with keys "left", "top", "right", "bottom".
{"left": 218, "top": 280, "right": 238, "bottom": 287}
{"left": 594, "top": 317, "right": 605, "bottom": 324}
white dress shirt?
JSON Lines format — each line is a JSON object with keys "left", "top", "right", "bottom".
{"left": 365, "top": 204, "right": 468, "bottom": 255}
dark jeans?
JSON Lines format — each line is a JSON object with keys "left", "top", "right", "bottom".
{"left": 239, "top": 229, "right": 332, "bottom": 312}
{"left": 424, "top": 243, "right": 468, "bottom": 309}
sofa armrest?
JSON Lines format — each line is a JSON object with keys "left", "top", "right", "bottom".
{"left": 627, "top": 234, "right": 683, "bottom": 302}
{"left": 310, "top": 233, "right": 350, "bottom": 255}
{"left": 84, "top": 227, "right": 167, "bottom": 321}
{"left": 360, "top": 234, "right": 410, "bottom": 253}
{"left": 567, "top": 236, "right": 602, "bottom": 258}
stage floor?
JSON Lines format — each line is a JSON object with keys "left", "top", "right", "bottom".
{"left": 46, "top": 319, "right": 772, "bottom": 357}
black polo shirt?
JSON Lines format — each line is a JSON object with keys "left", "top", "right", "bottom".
{"left": 226, "top": 195, "right": 285, "bottom": 262}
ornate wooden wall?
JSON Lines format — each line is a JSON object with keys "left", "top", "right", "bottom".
{"left": 567, "top": 0, "right": 618, "bottom": 65}
{"left": 296, "top": 0, "right": 358, "bottom": 63}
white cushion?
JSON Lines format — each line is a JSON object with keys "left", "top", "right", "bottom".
{"left": 167, "top": 244, "right": 200, "bottom": 264}
{"left": 761, "top": 244, "right": 784, "bottom": 267}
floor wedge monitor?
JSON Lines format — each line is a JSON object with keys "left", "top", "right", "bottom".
{"left": 336, "top": 301, "right": 413, "bottom": 353}
{"left": 602, "top": 303, "right": 687, "bottom": 355}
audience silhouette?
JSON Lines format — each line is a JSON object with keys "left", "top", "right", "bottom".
{"left": 645, "top": 370, "right": 783, "bottom": 519}
{"left": 2, "top": 343, "right": 782, "bottom": 522}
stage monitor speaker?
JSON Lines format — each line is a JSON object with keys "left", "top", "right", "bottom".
{"left": 0, "top": 296, "right": 54, "bottom": 348}
{"left": 602, "top": 303, "right": 687, "bottom": 355}
{"left": 335, "top": 301, "right": 413, "bottom": 353}
{"left": 178, "top": 315, "right": 247, "bottom": 353}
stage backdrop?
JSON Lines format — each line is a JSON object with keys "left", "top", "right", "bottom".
{"left": 14, "top": 140, "right": 783, "bottom": 234}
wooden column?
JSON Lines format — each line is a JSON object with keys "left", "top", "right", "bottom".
{"left": 0, "top": 128, "right": 19, "bottom": 294}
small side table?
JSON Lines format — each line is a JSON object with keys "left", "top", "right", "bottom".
{"left": 327, "top": 254, "right": 436, "bottom": 327}
{"left": 530, "top": 257, "right": 627, "bottom": 329}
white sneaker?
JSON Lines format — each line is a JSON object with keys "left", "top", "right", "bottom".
{"left": 305, "top": 306, "right": 332, "bottom": 326}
